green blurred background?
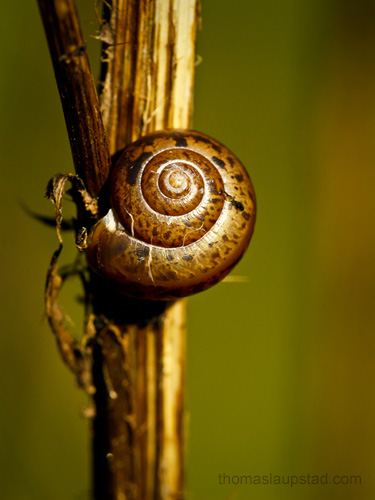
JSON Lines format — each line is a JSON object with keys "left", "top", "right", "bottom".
{"left": 1, "top": 0, "right": 374, "bottom": 499}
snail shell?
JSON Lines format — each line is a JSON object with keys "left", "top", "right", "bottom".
{"left": 86, "top": 130, "right": 256, "bottom": 300}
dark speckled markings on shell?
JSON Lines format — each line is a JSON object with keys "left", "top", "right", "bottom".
{"left": 86, "top": 129, "right": 256, "bottom": 300}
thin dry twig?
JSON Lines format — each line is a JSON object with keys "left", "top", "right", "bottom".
{"left": 38, "top": 0, "right": 112, "bottom": 197}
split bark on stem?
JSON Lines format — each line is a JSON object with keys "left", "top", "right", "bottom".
{"left": 38, "top": 0, "right": 199, "bottom": 498}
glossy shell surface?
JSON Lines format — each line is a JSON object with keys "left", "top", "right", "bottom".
{"left": 86, "top": 130, "right": 256, "bottom": 300}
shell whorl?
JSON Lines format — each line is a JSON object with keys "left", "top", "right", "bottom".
{"left": 86, "top": 130, "right": 256, "bottom": 300}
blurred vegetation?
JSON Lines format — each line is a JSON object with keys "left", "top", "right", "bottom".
{"left": 0, "top": 1, "right": 374, "bottom": 499}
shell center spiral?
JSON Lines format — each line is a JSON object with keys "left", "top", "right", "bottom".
{"left": 159, "top": 165, "right": 191, "bottom": 198}
{"left": 141, "top": 150, "right": 206, "bottom": 216}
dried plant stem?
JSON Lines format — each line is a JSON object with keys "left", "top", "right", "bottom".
{"left": 93, "top": 2, "right": 198, "bottom": 498}
{"left": 92, "top": 299, "right": 187, "bottom": 499}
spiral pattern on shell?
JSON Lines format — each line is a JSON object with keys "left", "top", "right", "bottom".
{"left": 86, "top": 130, "right": 256, "bottom": 300}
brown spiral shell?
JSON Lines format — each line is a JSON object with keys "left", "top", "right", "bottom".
{"left": 86, "top": 130, "right": 256, "bottom": 300}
